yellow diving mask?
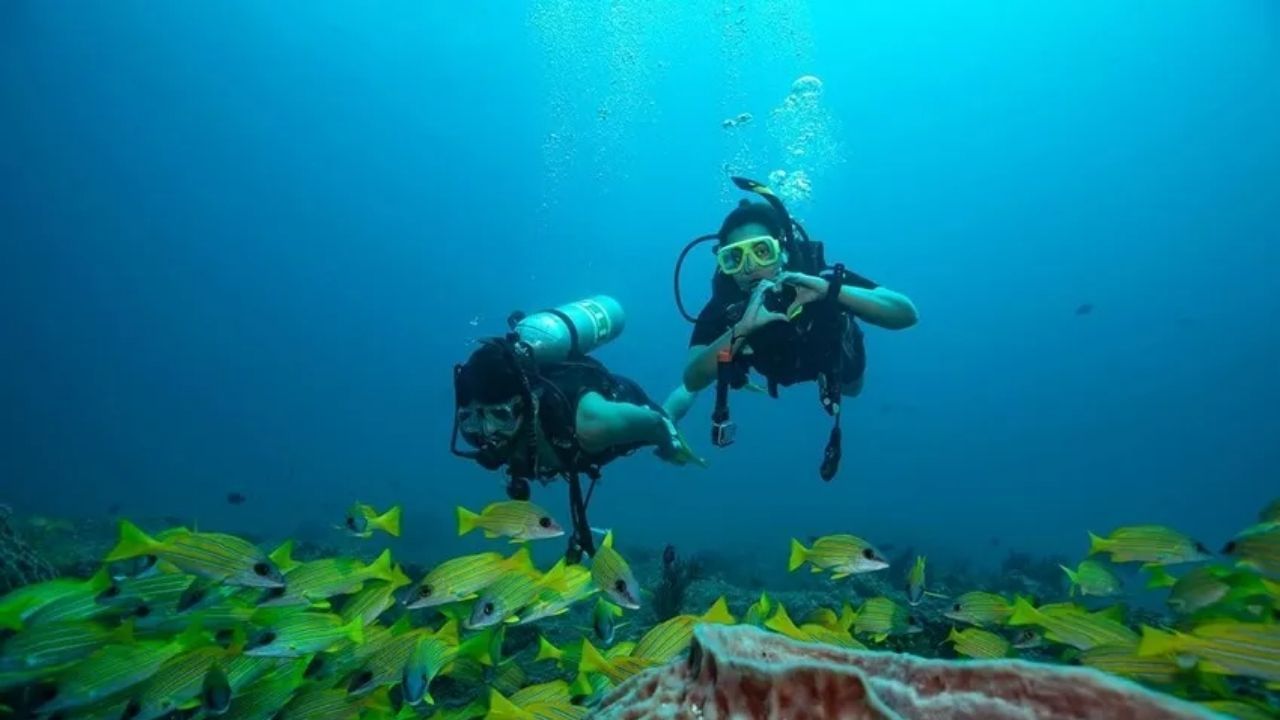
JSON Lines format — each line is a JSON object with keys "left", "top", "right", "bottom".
{"left": 715, "top": 235, "right": 782, "bottom": 275}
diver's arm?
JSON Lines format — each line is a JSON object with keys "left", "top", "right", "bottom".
{"left": 575, "top": 392, "right": 671, "bottom": 453}
{"left": 836, "top": 285, "right": 918, "bottom": 330}
{"left": 683, "top": 333, "right": 739, "bottom": 393}
{"left": 662, "top": 384, "right": 701, "bottom": 423}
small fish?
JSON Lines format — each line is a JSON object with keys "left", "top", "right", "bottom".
{"left": 591, "top": 598, "right": 624, "bottom": 645}
{"left": 456, "top": 501, "right": 563, "bottom": 542}
{"left": 341, "top": 502, "right": 402, "bottom": 538}
{"left": 226, "top": 492, "right": 247, "bottom": 506}
{"left": 127, "top": 645, "right": 230, "bottom": 720}
{"left": 104, "top": 520, "right": 284, "bottom": 588}
{"left": 0, "top": 620, "right": 130, "bottom": 672}
{"left": 346, "top": 625, "right": 433, "bottom": 696}
{"left": 765, "top": 603, "right": 865, "bottom": 650}
{"left": 1261, "top": 499, "right": 1280, "bottom": 524}
{"left": 1087, "top": 525, "right": 1211, "bottom": 566}
{"left": 1139, "top": 621, "right": 1280, "bottom": 682}
{"left": 340, "top": 572, "right": 411, "bottom": 627}
{"left": 490, "top": 656, "right": 528, "bottom": 696}
{"left": 574, "top": 638, "right": 655, "bottom": 687}
{"left": 947, "top": 627, "right": 1011, "bottom": 659}
{"left": 278, "top": 686, "right": 360, "bottom": 720}
{"left": 1011, "top": 629, "right": 1043, "bottom": 649}
{"left": 405, "top": 549, "right": 531, "bottom": 610}
{"left": 516, "top": 562, "right": 597, "bottom": 625}
{"left": 1222, "top": 522, "right": 1280, "bottom": 579}
{"left": 402, "top": 623, "right": 491, "bottom": 706}
{"left": 1075, "top": 302, "right": 1094, "bottom": 315}
{"left": 244, "top": 611, "right": 364, "bottom": 657}
{"left": 944, "top": 592, "right": 1014, "bottom": 627}
{"left": 788, "top": 535, "right": 889, "bottom": 578}
{"left": 852, "top": 597, "right": 921, "bottom": 642}
{"left": 905, "top": 556, "right": 926, "bottom": 605}
{"left": 34, "top": 631, "right": 201, "bottom": 714}
{"left": 1145, "top": 565, "right": 1268, "bottom": 615}
{"left": 466, "top": 570, "right": 547, "bottom": 630}
{"left": 1060, "top": 560, "right": 1122, "bottom": 597}
{"left": 743, "top": 591, "right": 775, "bottom": 628}
{"left": 632, "top": 597, "right": 735, "bottom": 662}
{"left": 590, "top": 531, "right": 640, "bottom": 609}
{"left": 1008, "top": 598, "right": 1138, "bottom": 651}
{"left": 266, "top": 549, "right": 406, "bottom": 607}
{"left": 510, "top": 680, "right": 573, "bottom": 707}
{"left": 0, "top": 570, "right": 114, "bottom": 630}
{"left": 1080, "top": 643, "right": 1182, "bottom": 685}
{"left": 217, "top": 658, "right": 308, "bottom": 719}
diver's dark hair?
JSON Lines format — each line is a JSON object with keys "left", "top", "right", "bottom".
{"left": 717, "top": 200, "right": 784, "bottom": 246}
{"left": 456, "top": 341, "right": 524, "bottom": 405}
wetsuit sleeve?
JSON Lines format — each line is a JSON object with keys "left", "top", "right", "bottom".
{"left": 689, "top": 301, "right": 729, "bottom": 347}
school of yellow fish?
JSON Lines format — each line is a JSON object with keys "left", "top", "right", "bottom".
{"left": 0, "top": 497, "right": 1277, "bottom": 719}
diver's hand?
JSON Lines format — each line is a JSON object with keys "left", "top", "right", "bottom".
{"left": 654, "top": 416, "right": 708, "bottom": 468}
{"left": 733, "top": 280, "right": 790, "bottom": 335}
{"left": 776, "top": 272, "right": 829, "bottom": 313}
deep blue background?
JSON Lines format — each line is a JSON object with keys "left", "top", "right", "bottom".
{"left": 3, "top": 2, "right": 1277, "bottom": 572}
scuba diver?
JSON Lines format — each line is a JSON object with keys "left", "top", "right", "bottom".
{"left": 670, "top": 177, "right": 917, "bottom": 481}
{"left": 451, "top": 296, "right": 702, "bottom": 564}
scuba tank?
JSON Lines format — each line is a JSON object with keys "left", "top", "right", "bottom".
{"left": 508, "top": 295, "right": 626, "bottom": 363}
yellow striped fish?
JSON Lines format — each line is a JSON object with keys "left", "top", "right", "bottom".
{"left": 1139, "top": 621, "right": 1280, "bottom": 682}
{"left": 943, "top": 591, "right": 1014, "bottom": 627}
{"left": 0, "top": 620, "right": 130, "bottom": 671}
{"left": 456, "top": 501, "right": 564, "bottom": 542}
{"left": 947, "top": 627, "right": 1011, "bottom": 659}
{"left": 788, "top": 535, "right": 888, "bottom": 578}
{"left": 1008, "top": 598, "right": 1137, "bottom": 651}
{"left": 105, "top": 521, "right": 284, "bottom": 588}
{"left": 1223, "top": 522, "right": 1280, "bottom": 579}
{"left": 1080, "top": 643, "right": 1182, "bottom": 685}
{"left": 128, "top": 645, "right": 231, "bottom": 720}
{"left": 632, "top": 597, "right": 735, "bottom": 662}
{"left": 589, "top": 532, "right": 640, "bottom": 609}
{"left": 406, "top": 548, "right": 532, "bottom": 610}
{"left": 1087, "top": 525, "right": 1211, "bottom": 566}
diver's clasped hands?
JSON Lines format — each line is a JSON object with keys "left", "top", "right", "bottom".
{"left": 654, "top": 415, "right": 708, "bottom": 468}
{"left": 733, "top": 272, "right": 829, "bottom": 335}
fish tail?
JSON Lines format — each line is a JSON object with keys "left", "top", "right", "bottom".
{"left": 1143, "top": 565, "right": 1177, "bottom": 589}
{"left": 343, "top": 616, "right": 364, "bottom": 645}
{"left": 1007, "top": 596, "right": 1042, "bottom": 627}
{"left": 701, "top": 596, "right": 735, "bottom": 625}
{"left": 506, "top": 546, "right": 534, "bottom": 572}
{"left": 457, "top": 628, "right": 495, "bottom": 666}
{"left": 1087, "top": 531, "right": 1110, "bottom": 557}
{"left": 568, "top": 670, "right": 594, "bottom": 699}
{"left": 787, "top": 539, "right": 808, "bottom": 572}
{"left": 371, "top": 505, "right": 402, "bottom": 537}
{"left": 366, "top": 549, "right": 396, "bottom": 582}
{"left": 456, "top": 506, "right": 479, "bottom": 536}
{"left": 486, "top": 689, "right": 523, "bottom": 720}
{"left": 1059, "top": 565, "right": 1078, "bottom": 596}
{"left": 105, "top": 520, "right": 160, "bottom": 562}
{"left": 535, "top": 635, "right": 564, "bottom": 663}
{"left": 578, "top": 638, "right": 611, "bottom": 677}
{"left": 269, "top": 540, "right": 297, "bottom": 573}
{"left": 1137, "top": 625, "right": 1179, "bottom": 658}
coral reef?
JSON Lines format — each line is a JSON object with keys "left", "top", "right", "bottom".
{"left": 0, "top": 504, "right": 58, "bottom": 593}
{"left": 591, "top": 623, "right": 1219, "bottom": 720}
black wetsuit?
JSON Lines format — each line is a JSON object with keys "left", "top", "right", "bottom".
{"left": 689, "top": 268, "right": 879, "bottom": 390}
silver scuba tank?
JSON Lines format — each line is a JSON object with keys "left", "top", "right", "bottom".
{"left": 510, "top": 295, "right": 626, "bottom": 363}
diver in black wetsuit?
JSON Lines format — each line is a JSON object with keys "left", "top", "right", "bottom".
{"left": 451, "top": 298, "right": 701, "bottom": 563}
{"left": 666, "top": 178, "right": 917, "bottom": 481}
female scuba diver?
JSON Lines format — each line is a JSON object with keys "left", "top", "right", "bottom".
{"left": 668, "top": 177, "right": 917, "bottom": 481}
{"left": 451, "top": 296, "right": 702, "bottom": 563}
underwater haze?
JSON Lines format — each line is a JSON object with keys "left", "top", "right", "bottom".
{"left": 2, "top": 1, "right": 1279, "bottom": 574}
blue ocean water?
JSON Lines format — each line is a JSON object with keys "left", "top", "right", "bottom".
{"left": 2, "top": 1, "right": 1277, "bottom": 578}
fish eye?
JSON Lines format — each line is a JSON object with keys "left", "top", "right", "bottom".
{"left": 862, "top": 549, "right": 875, "bottom": 559}
{"left": 101, "top": 583, "right": 121, "bottom": 599}
{"left": 483, "top": 602, "right": 495, "bottom": 616}
{"left": 538, "top": 517, "right": 552, "bottom": 528}
{"left": 1222, "top": 541, "right": 1237, "bottom": 554}
{"left": 418, "top": 585, "right": 432, "bottom": 597}
{"left": 134, "top": 604, "right": 152, "bottom": 618}
{"left": 121, "top": 699, "right": 141, "bottom": 720}
{"left": 215, "top": 629, "right": 235, "bottom": 646}
{"left": 614, "top": 579, "right": 628, "bottom": 592}
{"left": 255, "top": 630, "right": 277, "bottom": 646}
{"left": 253, "top": 562, "right": 272, "bottom": 576}
{"left": 952, "top": 603, "right": 962, "bottom": 612}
